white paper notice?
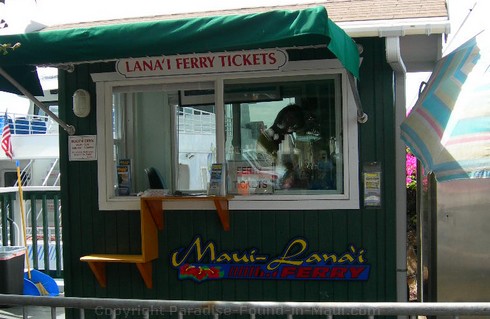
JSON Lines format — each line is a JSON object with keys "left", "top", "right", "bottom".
{"left": 69, "top": 135, "right": 97, "bottom": 161}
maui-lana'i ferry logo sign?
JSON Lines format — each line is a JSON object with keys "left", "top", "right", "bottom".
{"left": 171, "top": 236, "right": 370, "bottom": 282}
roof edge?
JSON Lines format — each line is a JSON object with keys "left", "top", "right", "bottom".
{"left": 339, "top": 17, "right": 450, "bottom": 38}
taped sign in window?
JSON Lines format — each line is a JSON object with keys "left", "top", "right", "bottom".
{"left": 363, "top": 162, "right": 382, "bottom": 208}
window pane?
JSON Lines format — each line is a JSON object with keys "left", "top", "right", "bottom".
{"left": 177, "top": 105, "right": 216, "bottom": 192}
{"left": 111, "top": 85, "right": 215, "bottom": 197}
{"left": 112, "top": 90, "right": 174, "bottom": 196}
{"left": 224, "top": 76, "right": 343, "bottom": 195}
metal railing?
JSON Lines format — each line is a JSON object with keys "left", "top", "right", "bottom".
{"left": 14, "top": 159, "right": 60, "bottom": 188}
{"left": 0, "top": 191, "right": 17, "bottom": 245}
{"left": 1, "top": 295, "right": 490, "bottom": 319}
{"left": 178, "top": 107, "right": 215, "bottom": 135}
{"left": 17, "top": 160, "right": 34, "bottom": 186}
{"left": 2, "top": 112, "right": 55, "bottom": 135}
{"left": 42, "top": 158, "right": 61, "bottom": 186}
{"left": 0, "top": 187, "right": 63, "bottom": 278}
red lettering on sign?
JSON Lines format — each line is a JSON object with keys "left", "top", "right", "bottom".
{"left": 125, "top": 58, "right": 172, "bottom": 72}
{"left": 297, "top": 267, "right": 312, "bottom": 278}
{"left": 243, "top": 54, "right": 252, "bottom": 66}
{"left": 153, "top": 58, "right": 169, "bottom": 71}
{"left": 312, "top": 267, "right": 330, "bottom": 278}
{"left": 176, "top": 58, "right": 184, "bottom": 69}
{"left": 142, "top": 60, "right": 153, "bottom": 71}
{"left": 253, "top": 54, "right": 261, "bottom": 65}
{"left": 233, "top": 55, "right": 242, "bottom": 66}
{"left": 349, "top": 266, "right": 365, "bottom": 279}
{"left": 154, "top": 59, "right": 163, "bottom": 70}
{"left": 330, "top": 267, "right": 348, "bottom": 279}
{"left": 175, "top": 56, "right": 216, "bottom": 69}
{"left": 268, "top": 52, "right": 277, "bottom": 64}
{"left": 118, "top": 49, "right": 287, "bottom": 77}
{"left": 190, "top": 57, "right": 199, "bottom": 68}
{"left": 280, "top": 266, "right": 297, "bottom": 278}
{"left": 125, "top": 61, "right": 132, "bottom": 72}
{"left": 219, "top": 53, "right": 278, "bottom": 67}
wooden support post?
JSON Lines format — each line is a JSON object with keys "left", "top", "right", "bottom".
{"left": 213, "top": 198, "right": 230, "bottom": 231}
{"left": 136, "top": 262, "right": 153, "bottom": 289}
{"left": 142, "top": 198, "right": 164, "bottom": 230}
{"left": 86, "top": 262, "right": 106, "bottom": 288}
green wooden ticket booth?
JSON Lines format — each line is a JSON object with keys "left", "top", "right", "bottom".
{"left": 0, "top": 5, "right": 400, "bottom": 315}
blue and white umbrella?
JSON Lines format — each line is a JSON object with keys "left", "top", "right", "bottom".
{"left": 401, "top": 30, "right": 490, "bottom": 182}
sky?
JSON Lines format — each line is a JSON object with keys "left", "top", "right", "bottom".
{"left": 0, "top": 0, "right": 487, "bottom": 114}
{"left": 2, "top": 0, "right": 327, "bottom": 30}
{"left": 405, "top": 0, "right": 489, "bottom": 111}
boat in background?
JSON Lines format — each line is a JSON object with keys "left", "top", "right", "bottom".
{"left": 0, "top": 67, "right": 62, "bottom": 275}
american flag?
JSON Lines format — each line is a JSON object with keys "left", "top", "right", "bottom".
{"left": 1, "top": 112, "right": 13, "bottom": 159}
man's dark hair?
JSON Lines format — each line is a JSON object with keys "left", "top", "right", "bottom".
{"left": 272, "top": 103, "right": 305, "bottom": 133}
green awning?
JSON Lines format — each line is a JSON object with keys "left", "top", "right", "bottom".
{"left": 0, "top": 6, "right": 359, "bottom": 96}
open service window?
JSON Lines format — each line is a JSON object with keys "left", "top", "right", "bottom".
{"left": 95, "top": 60, "right": 359, "bottom": 211}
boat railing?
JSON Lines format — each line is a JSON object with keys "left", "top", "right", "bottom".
{"left": 13, "top": 159, "right": 60, "bottom": 188}
{"left": 2, "top": 112, "right": 57, "bottom": 135}
{"left": 15, "top": 160, "right": 34, "bottom": 187}
{"left": 41, "top": 158, "right": 59, "bottom": 187}
{"left": 0, "top": 187, "right": 63, "bottom": 278}
{"left": 178, "top": 107, "right": 215, "bottom": 135}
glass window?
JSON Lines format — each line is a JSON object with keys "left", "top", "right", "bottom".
{"left": 112, "top": 90, "right": 175, "bottom": 196}
{"left": 95, "top": 58, "right": 359, "bottom": 210}
{"left": 176, "top": 104, "right": 216, "bottom": 192}
{"left": 224, "top": 75, "right": 343, "bottom": 196}
{"left": 110, "top": 83, "right": 216, "bottom": 197}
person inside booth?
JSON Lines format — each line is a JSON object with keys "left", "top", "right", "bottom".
{"left": 280, "top": 159, "right": 301, "bottom": 189}
{"left": 223, "top": 78, "right": 342, "bottom": 195}
{"left": 256, "top": 103, "right": 305, "bottom": 159}
{"left": 256, "top": 103, "right": 306, "bottom": 189}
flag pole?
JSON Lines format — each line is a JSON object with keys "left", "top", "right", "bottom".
{"left": 1, "top": 110, "right": 14, "bottom": 159}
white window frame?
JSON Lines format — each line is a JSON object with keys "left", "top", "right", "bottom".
{"left": 93, "top": 59, "right": 359, "bottom": 211}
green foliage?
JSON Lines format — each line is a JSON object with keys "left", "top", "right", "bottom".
{"left": 0, "top": 42, "right": 21, "bottom": 55}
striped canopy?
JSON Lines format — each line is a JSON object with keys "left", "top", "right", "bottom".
{"left": 401, "top": 31, "right": 490, "bottom": 182}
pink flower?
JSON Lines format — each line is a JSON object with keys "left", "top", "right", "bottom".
{"left": 406, "top": 149, "right": 417, "bottom": 187}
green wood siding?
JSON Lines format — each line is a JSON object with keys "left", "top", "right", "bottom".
{"left": 60, "top": 38, "right": 397, "bottom": 305}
